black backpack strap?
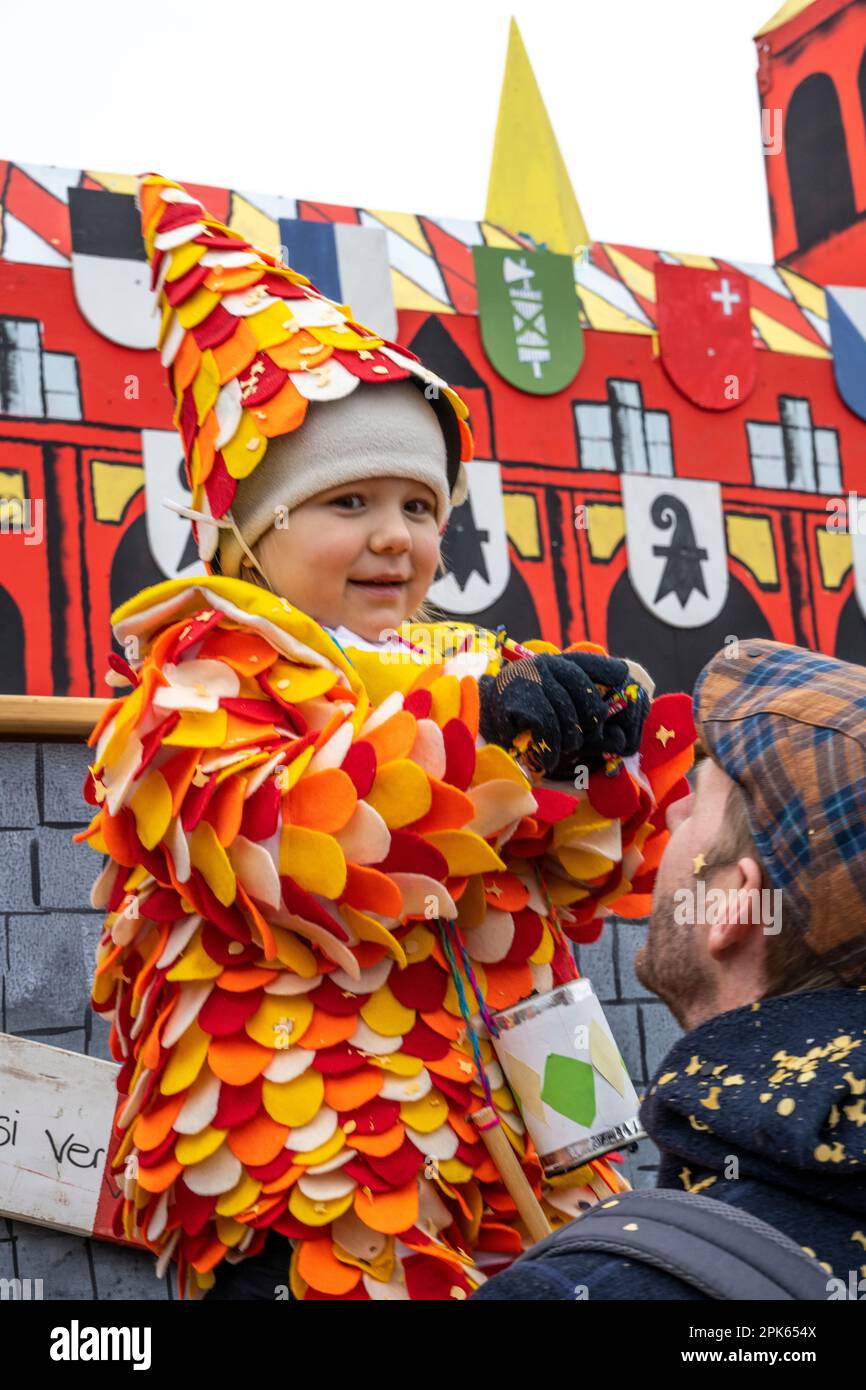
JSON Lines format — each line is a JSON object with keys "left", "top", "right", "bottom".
{"left": 515, "top": 1189, "right": 830, "bottom": 1300}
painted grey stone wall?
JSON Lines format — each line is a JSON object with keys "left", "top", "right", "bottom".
{"left": 0, "top": 737, "right": 682, "bottom": 1300}
{"left": 0, "top": 739, "right": 173, "bottom": 1301}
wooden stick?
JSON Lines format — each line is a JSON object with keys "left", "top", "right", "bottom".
{"left": 587, "top": 1168, "right": 614, "bottom": 1201}
{"left": 0, "top": 694, "right": 109, "bottom": 736}
{"left": 473, "top": 1106, "right": 552, "bottom": 1244}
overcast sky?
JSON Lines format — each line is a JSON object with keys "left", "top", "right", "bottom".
{"left": 3, "top": 0, "right": 779, "bottom": 264}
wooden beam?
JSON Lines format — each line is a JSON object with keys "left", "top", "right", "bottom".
{"left": 0, "top": 695, "right": 109, "bottom": 738}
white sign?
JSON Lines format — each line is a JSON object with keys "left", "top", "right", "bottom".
{"left": 142, "top": 428, "right": 208, "bottom": 582}
{"left": 621, "top": 474, "right": 729, "bottom": 629}
{"left": 0, "top": 1034, "right": 119, "bottom": 1237}
{"left": 71, "top": 252, "right": 159, "bottom": 351}
{"left": 429, "top": 459, "right": 510, "bottom": 615}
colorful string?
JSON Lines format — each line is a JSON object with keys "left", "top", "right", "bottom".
{"left": 436, "top": 918, "right": 496, "bottom": 1111}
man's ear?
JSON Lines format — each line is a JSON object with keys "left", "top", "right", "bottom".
{"left": 706, "top": 856, "right": 764, "bottom": 957}
{"left": 730, "top": 857, "right": 763, "bottom": 926}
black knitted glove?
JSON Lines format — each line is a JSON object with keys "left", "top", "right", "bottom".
{"left": 478, "top": 652, "right": 649, "bottom": 779}
{"left": 557, "top": 651, "right": 649, "bottom": 763}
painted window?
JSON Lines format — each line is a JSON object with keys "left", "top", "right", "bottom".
{"left": 0, "top": 317, "right": 81, "bottom": 420}
{"left": 746, "top": 395, "right": 841, "bottom": 493}
{"left": 574, "top": 378, "right": 673, "bottom": 476}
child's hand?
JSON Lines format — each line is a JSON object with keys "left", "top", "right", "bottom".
{"left": 478, "top": 652, "right": 649, "bottom": 779}
{"left": 557, "top": 650, "right": 649, "bottom": 762}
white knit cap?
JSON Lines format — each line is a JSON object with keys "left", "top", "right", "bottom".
{"left": 217, "top": 380, "right": 454, "bottom": 579}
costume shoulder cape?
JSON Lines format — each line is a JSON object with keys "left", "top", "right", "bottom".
{"left": 78, "top": 576, "right": 695, "bottom": 1299}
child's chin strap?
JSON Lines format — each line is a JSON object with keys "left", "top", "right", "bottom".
{"left": 160, "top": 497, "right": 275, "bottom": 593}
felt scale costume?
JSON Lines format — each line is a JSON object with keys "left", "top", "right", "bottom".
{"left": 78, "top": 176, "right": 696, "bottom": 1300}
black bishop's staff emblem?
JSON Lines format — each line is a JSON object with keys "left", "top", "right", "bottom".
{"left": 650, "top": 494, "right": 708, "bottom": 607}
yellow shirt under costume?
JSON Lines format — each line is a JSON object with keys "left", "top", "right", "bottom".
{"left": 80, "top": 575, "right": 670, "bottom": 1300}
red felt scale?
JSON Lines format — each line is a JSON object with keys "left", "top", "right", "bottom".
{"left": 198, "top": 987, "right": 263, "bottom": 1037}
{"left": 340, "top": 741, "right": 377, "bottom": 796}
{"left": 213, "top": 1076, "right": 264, "bottom": 1128}
{"left": 378, "top": 831, "right": 448, "bottom": 880}
{"left": 240, "top": 777, "right": 281, "bottom": 841}
{"left": 309, "top": 975, "right": 369, "bottom": 1017}
{"left": 192, "top": 305, "right": 240, "bottom": 350}
{"left": 388, "top": 959, "right": 448, "bottom": 1012}
{"left": 309, "top": 1043, "right": 367, "bottom": 1075}
{"left": 400, "top": 1017, "right": 451, "bottom": 1061}
{"left": 237, "top": 353, "right": 288, "bottom": 408}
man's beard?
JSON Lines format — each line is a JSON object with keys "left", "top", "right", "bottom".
{"left": 635, "top": 904, "right": 710, "bottom": 1031}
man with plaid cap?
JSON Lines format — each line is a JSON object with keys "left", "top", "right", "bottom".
{"left": 474, "top": 640, "right": 866, "bottom": 1301}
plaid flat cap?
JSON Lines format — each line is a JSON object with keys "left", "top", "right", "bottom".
{"left": 694, "top": 639, "right": 866, "bottom": 984}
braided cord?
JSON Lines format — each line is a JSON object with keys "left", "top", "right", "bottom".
{"left": 436, "top": 918, "right": 496, "bottom": 1112}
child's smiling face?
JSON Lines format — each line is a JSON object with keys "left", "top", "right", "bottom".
{"left": 247, "top": 476, "right": 442, "bottom": 641}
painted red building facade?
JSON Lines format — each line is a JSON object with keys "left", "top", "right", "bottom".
{"left": 1, "top": 0, "right": 865, "bottom": 697}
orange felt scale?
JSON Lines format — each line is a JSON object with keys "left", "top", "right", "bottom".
{"left": 301, "top": 1009, "right": 358, "bottom": 1049}
{"left": 411, "top": 777, "right": 476, "bottom": 834}
{"left": 347, "top": 1124, "right": 407, "bottom": 1157}
{"left": 341, "top": 863, "right": 403, "bottom": 918}
{"left": 354, "top": 1178, "right": 419, "bottom": 1235}
{"left": 133, "top": 1090, "right": 187, "bottom": 1152}
{"left": 322, "top": 1067, "right": 384, "bottom": 1111}
{"left": 297, "top": 1237, "right": 361, "bottom": 1296}
{"left": 288, "top": 768, "right": 357, "bottom": 833}
{"left": 197, "top": 628, "right": 280, "bottom": 677}
{"left": 459, "top": 676, "right": 481, "bottom": 740}
{"left": 212, "top": 320, "right": 259, "bottom": 384}
{"left": 364, "top": 710, "right": 418, "bottom": 765}
{"left": 251, "top": 379, "right": 309, "bottom": 439}
{"left": 190, "top": 1238, "right": 230, "bottom": 1275}
{"left": 483, "top": 872, "right": 530, "bottom": 912}
{"left": 136, "top": 1155, "right": 183, "bottom": 1194}
{"left": 421, "top": 1007, "right": 469, "bottom": 1043}
{"left": 474, "top": 1157, "right": 506, "bottom": 1186}
{"left": 208, "top": 1033, "right": 272, "bottom": 1086}
{"left": 227, "top": 1111, "right": 291, "bottom": 1166}
{"left": 84, "top": 176, "right": 695, "bottom": 1304}
{"left": 208, "top": 775, "right": 248, "bottom": 846}
{"left": 173, "top": 331, "right": 202, "bottom": 393}
{"left": 268, "top": 333, "right": 331, "bottom": 372}
{"left": 426, "top": 1049, "right": 479, "bottom": 1084}
{"left": 483, "top": 961, "right": 534, "bottom": 1010}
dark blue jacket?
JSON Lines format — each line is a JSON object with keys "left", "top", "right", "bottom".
{"left": 472, "top": 988, "right": 866, "bottom": 1300}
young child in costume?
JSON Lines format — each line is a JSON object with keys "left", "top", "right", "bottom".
{"left": 80, "top": 175, "right": 695, "bottom": 1301}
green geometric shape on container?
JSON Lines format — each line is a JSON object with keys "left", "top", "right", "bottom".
{"left": 541, "top": 1052, "right": 596, "bottom": 1128}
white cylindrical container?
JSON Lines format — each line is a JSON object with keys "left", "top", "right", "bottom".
{"left": 492, "top": 978, "right": 645, "bottom": 1177}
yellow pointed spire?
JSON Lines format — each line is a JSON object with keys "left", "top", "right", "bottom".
{"left": 754, "top": 0, "right": 816, "bottom": 38}
{"left": 485, "top": 17, "right": 589, "bottom": 255}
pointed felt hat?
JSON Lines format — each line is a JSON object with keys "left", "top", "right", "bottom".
{"left": 137, "top": 173, "right": 473, "bottom": 574}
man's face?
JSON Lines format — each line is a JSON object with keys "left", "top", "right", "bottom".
{"left": 249, "top": 477, "right": 441, "bottom": 642}
{"left": 635, "top": 756, "right": 735, "bottom": 1027}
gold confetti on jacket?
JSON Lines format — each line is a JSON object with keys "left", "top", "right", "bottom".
{"left": 78, "top": 576, "right": 695, "bottom": 1299}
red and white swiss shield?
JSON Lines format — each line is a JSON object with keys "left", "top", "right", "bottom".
{"left": 655, "top": 264, "right": 756, "bottom": 411}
